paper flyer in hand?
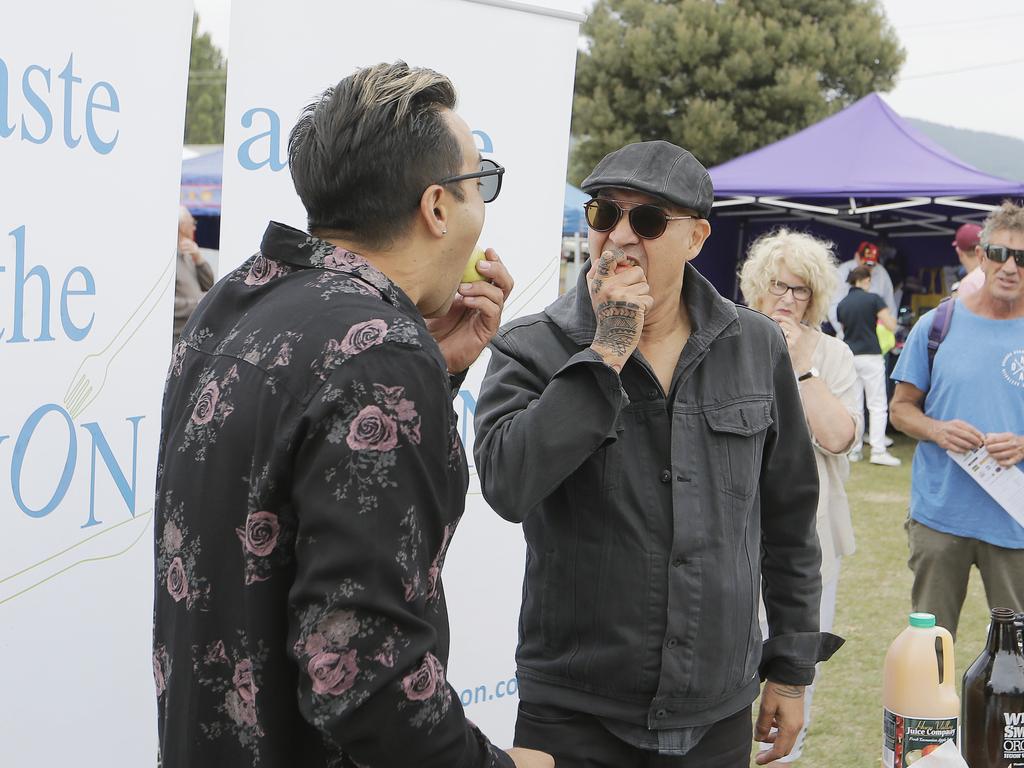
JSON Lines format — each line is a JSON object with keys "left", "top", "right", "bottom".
{"left": 947, "top": 446, "right": 1024, "bottom": 523}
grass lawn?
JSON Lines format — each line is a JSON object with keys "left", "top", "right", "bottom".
{"left": 756, "top": 432, "right": 991, "bottom": 767}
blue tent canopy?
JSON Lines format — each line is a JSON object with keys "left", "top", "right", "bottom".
{"left": 563, "top": 183, "right": 589, "bottom": 236}
{"left": 181, "top": 148, "right": 224, "bottom": 216}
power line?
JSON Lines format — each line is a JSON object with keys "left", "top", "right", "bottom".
{"left": 899, "top": 57, "right": 1024, "bottom": 81}
{"left": 901, "top": 12, "right": 1024, "bottom": 30}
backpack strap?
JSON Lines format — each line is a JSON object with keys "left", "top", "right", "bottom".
{"left": 927, "top": 297, "right": 955, "bottom": 374}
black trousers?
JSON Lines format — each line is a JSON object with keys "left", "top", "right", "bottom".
{"left": 514, "top": 702, "right": 753, "bottom": 768}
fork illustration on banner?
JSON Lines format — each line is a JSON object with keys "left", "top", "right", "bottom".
{"left": 63, "top": 254, "right": 175, "bottom": 420}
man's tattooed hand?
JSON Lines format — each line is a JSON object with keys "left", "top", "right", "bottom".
{"left": 593, "top": 301, "right": 643, "bottom": 359}
{"left": 586, "top": 247, "right": 653, "bottom": 372}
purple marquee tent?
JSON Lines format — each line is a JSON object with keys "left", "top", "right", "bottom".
{"left": 695, "top": 93, "right": 1024, "bottom": 298}
{"left": 710, "top": 93, "right": 1024, "bottom": 199}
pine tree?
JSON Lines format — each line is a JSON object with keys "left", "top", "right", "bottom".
{"left": 184, "top": 14, "right": 227, "bottom": 145}
{"left": 570, "top": 0, "right": 905, "bottom": 182}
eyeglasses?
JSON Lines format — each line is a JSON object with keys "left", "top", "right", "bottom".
{"left": 584, "top": 198, "right": 695, "bottom": 240}
{"left": 984, "top": 245, "right": 1024, "bottom": 268}
{"left": 438, "top": 158, "right": 504, "bottom": 203}
{"left": 768, "top": 279, "right": 812, "bottom": 301}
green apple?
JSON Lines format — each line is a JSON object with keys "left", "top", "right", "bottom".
{"left": 462, "top": 248, "right": 488, "bottom": 283}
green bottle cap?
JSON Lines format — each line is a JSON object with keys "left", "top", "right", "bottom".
{"left": 909, "top": 612, "right": 936, "bottom": 628}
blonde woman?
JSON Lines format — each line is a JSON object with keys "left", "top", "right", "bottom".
{"left": 740, "top": 229, "right": 863, "bottom": 764}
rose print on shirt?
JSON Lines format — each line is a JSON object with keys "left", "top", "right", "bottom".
{"left": 178, "top": 364, "right": 241, "bottom": 462}
{"left": 166, "top": 557, "right": 189, "bottom": 602}
{"left": 401, "top": 653, "right": 443, "bottom": 701}
{"left": 425, "top": 523, "right": 457, "bottom": 603}
{"left": 322, "top": 380, "right": 423, "bottom": 513}
{"left": 340, "top": 320, "right": 389, "bottom": 356}
{"left": 399, "top": 653, "right": 452, "bottom": 731}
{"left": 156, "top": 502, "right": 209, "bottom": 611}
{"left": 191, "top": 380, "right": 220, "bottom": 425}
{"left": 346, "top": 406, "right": 399, "bottom": 452}
{"left": 312, "top": 317, "right": 422, "bottom": 381}
{"left": 196, "top": 636, "right": 268, "bottom": 756}
{"left": 308, "top": 648, "right": 359, "bottom": 696}
{"left": 169, "top": 339, "right": 187, "bottom": 378}
{"left": 238, "top": 511, "right": 280, "bottom": 557}
{"left": 323, "top": 248, "right": 367, "bottom": 272}
{"left": 244, "top": 254, "right": 282, "bottom": 286}
{"left": 235, "top": 510, "right": 287, "bottom": 585}
{"left": 153, "top": 645, "right": 170, "bottom": 697}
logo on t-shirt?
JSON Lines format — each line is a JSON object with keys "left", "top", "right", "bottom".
{"left": 1003, "top": 350, "right": 1024, "bottom": 388}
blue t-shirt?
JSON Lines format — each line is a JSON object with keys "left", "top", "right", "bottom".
{"left": 891, "top": 300, "right": 1024, "bottom": 547}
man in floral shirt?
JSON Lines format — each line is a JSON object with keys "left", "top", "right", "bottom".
{"left": 153, "top": 62, "right": 550, "bottom": 768}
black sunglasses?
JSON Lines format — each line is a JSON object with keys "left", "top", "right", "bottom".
{"left": 584, "top": 198, "right": 695, "bottom": 240}
{"left": 439, "top": 158, "right": 504, "bottom": 203}
{"left": 985, "top": 245, "right": 1024, "bottom": 268}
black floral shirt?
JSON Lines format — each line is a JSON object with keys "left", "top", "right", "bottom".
{"left": 154, "top": 221, "right": 514, "bottom": 768}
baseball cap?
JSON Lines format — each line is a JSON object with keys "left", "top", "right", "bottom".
{"left": 856, "top": 241, "right": 879, "bottom": 265}
{"left": 952, "top": 223, "right": 981, "bottom": 251}
{"left": 581, "top": 140, "right": 714, "bottom": 219}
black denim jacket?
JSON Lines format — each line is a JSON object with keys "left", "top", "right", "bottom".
{"left": 474, "top": 262, "right": 843, "bottom": 729}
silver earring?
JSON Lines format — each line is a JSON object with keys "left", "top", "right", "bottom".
{"left": 442, "top": 229, "right": 447, "bottom": 235}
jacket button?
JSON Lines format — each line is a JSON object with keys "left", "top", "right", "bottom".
{"left": 648, "top": 390, "right": 659, "bottom": 399}
{"left": 660, "top": 469, "right": 671, "bottom": 483}
{"left": 666, "top": 637, "right": 678, "bottom": 649}
{"left": 655, "top": 708, "right": 667, "bottom": 719}
{"left": 672, "top": 557, "right": 684, "bottom": 568}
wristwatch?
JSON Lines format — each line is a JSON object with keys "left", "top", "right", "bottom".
{"left": 797, "top": 367, "right": 819, "bottom": 382}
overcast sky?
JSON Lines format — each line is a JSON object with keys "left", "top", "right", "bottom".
{"left": 192, "top": 0, "right": 1024, "bottom": 141}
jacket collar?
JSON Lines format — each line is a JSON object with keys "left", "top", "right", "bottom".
{"left": 545, "top": 258, "right": 740, "bottom": 352}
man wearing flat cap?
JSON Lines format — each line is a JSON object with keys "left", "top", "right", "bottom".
{"left": 474, "top": 140, "right": 841, "bottom": 767}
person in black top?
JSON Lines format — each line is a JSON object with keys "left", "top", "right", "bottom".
{"left": 837, "top": 266, "right": 900, "bottom": 466}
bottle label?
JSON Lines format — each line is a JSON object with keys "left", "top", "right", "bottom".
{"left": 1003, "top": 711, "right": 1024, "bottom": 765}
{"left": 883, "top": 708, "right": 959, "bottom": 767}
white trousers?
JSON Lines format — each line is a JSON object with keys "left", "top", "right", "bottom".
{"left": 852, "top": 354, "right": 888, "bottom": 454}
{"left": 758, "top": 568, "right": 840, "bottom": 762}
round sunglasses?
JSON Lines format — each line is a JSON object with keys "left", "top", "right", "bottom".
{"left": 584, "top": 198, "right": 695, "bottom": 240}
{"left": 439, "top": 158, "right": 504, "bottom": 203}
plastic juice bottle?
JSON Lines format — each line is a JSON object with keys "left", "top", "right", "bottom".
{"left": 962, "top": 607, "right": 1024, "bottom": 767}
{"left": 883, "top": 612, "right": 960, "bottom": 767}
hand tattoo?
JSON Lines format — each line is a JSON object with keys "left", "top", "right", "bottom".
{"left": 593, "top": 300, "right": 642, "bottom": 357}
{"left": 591, "top": 277, "right": 603, "bottom": 296}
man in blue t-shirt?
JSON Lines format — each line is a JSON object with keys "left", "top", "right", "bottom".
{"left": 891, "top": 201, "right": 1024, "bottom": 639}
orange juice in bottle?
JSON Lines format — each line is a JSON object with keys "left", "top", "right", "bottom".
{"left": 883, "top": 612, "right": 960, "bottom": 767}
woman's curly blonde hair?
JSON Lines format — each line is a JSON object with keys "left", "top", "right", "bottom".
{"left": 739, "top": 228, "right": 838, "bottom": 327}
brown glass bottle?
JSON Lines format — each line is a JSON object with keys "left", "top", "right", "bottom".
{"left": 962, "top": 607, "right": 1024, "bottom": 767}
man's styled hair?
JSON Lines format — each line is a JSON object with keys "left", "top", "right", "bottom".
{"left": 739, "top": 228, "right": 838, "bottom": 327}
{"left": 980, "top": 200, "right": 1024, "bottom": 247}
{"left": 847, "top": 266, "right": 872, "bottom": 286}
{"left": 288, "top": 61, "right": 463, "bottom": 249}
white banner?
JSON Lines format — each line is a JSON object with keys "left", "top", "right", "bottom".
{"left": 0, "top": 2, "right": 193, "bottom": 765}
{"left": 221, "top": 0, "right": 583, "bottom": 745}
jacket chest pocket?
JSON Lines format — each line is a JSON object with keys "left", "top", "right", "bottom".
{"left": 703, "top": 399, "right": 773, "bottom": 500}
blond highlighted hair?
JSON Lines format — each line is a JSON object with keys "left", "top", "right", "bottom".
{"left": 739, "top": 228, "right": 838, "bottom": 327}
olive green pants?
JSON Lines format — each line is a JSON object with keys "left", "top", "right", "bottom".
{"left": 906, "top": 518, "right": 1024, "bottom": 640}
